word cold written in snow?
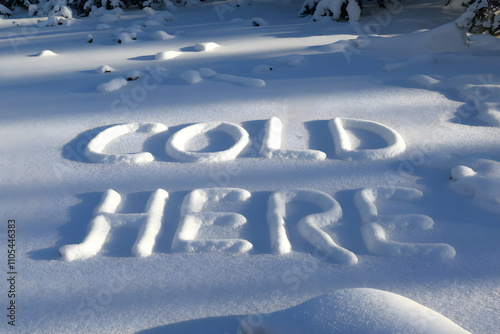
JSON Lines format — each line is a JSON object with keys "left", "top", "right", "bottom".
{"left": 59, "top": 187, "right": 455, "bottom": 263}
{"left": 79, "top": 116, "right": 407, "bottom": 164}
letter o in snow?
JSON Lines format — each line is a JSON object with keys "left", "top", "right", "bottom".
{"left": 165, "top": 122, "right": 250, "bottom": 163}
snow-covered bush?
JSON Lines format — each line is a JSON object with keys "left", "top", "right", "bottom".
{"left": 299, "top": 0, "right": 398, "bottom": 22}
{"left": 0, "top": 4, "right": 14, "bottom": 17}
{"left": 457, "top": 0, "right": 500, "bottom": 35}
{"left": 300, "top": 0, "right": 363, "bottom": 22}
{"left": 2, "top": 0, "right": 173, "bottom": 16}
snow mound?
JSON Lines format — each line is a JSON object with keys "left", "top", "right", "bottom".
{"left": 241, "top": 289, "right": 471, "bottom": 334}
{"left": 35, "top": 50, "right": 58, "bottom": 57}
{"left": 96, "top": 65, "right": 114, "bottom": 74}
{"left": 117, "top": 32, "right": 135, "bottom": 44}
{"left": 193, "top": 42, "right": 220, "bottom": 52}
{"left": 127, "top": 70, "right": 141, "bottom": 81}
{"left": 357, "top": 21, "right": 468, "bottom": 57}
{"left": 58, "top": 6, "right": 72, "bottom": 19}
{"left": 96, "top": 23, "right": 111, "bottom": 31}
{"left": 142, "top": 7, "right": 156, "bottom": 16}
{"left": 329, "top": 117, "right": 406, "bottom": 160}
{"left": 267, "top": 189, "right": 358, "bottom": 264}
{"left": 150, "top": 30, "right": 175, "bottom": 40}
{"left": 459, "top": 84, "right": 500, "bottom": 126}
{"left": 354, "top": 187, "right": 456, "bottom": 260}
{"left": 165, "top": 122, "right": 250, "bottom": 163}
{"left": 85, "top": 122, "right": 168, "bottom": 164}
{"left": 249, "top": 17, "right": 268, "bottom": 26}
{"left": 155, "top": 50, "right": 181, "bottom": 60}
{"left": 180, "top": 70, "right": 203, "bottom": 84}
{"left": 449, "top": 160, "right": 500, "bottom": 213}
{"left": 96, "top": 77, "right": 127, "bottom": 92}
{"left": 171, "top": 188, "right": 253, "bottom": 253}
{"left": 408, "top": 74, "right": 441, "bottom": 88}
{"left": 199, "top": 68, "right": 265, "bottom": 87}
{"left": 100, "top": 14, "right": 120, "bottom": 24}
{"left": 36, "top": 17, "right": 64, "bottom": 28}
{"left": 199, "top": 67, "right": 217, "bottom": 78}
{"left": 127, "top": 24, "right": 142, "bottom": 35}
{"left": 253, "top": 64, "right": 273, "bottom": 73}
{"left": 476, "top": 102, "right": 500, "bottom": 126}
{"left": 260, "top": 117, "right": 326, "bottom": 160}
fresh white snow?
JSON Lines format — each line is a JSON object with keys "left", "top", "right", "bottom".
{"left": 1, "top": 1, "right": 499, "bottom": 333}
{"left": 241, "top": 288, "right": 471, "bottom": 334}
{"left": 96, "top": 77, "right": 128, "bottom": 92}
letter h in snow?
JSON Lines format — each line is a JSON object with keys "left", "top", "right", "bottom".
{"left": 59, "top": 189, "right": 168, "bottom": 261}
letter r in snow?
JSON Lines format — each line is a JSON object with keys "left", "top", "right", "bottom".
{"left": 267, "top": 189, "right": 358, "bottom": 264}
{"left": 59, "top": 189, "right": 169, "bottom": 261}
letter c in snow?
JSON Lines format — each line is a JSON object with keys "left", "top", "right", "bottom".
{"left": 84, "top": 122, "right": 168, "bottom": 164}
{"left": 165, "top": 121, "right": 250, "bottom": 163}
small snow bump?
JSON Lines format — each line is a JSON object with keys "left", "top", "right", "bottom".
{"left": 117, "top": 32, "right": 134, "bottom": 44}
{"left": 250, "top": 17, "right": 268, "bottom": 27}
{"left": 408, "top": 74, "right": 441, "bottom": 88}
{"left": 96, "top": 65, "right": 115, "bottom": 74}
{"left": 127, "top": 25, "right": 142, "bottom": 34}
{"left": 35, "top": 50, "right": 58, "bottom": 57}
{"left": 36, "top": 16, "right": 63, "bottom": 28}
{"left": 193, "top": 42, "right": 220, "bottom": 52}
{"left": 155, "top": 50, "right": 181, "bottom": 60}
{"left": 180, "top": 70, "right": 203, "bottom": 85}
{"left": 97, "top": 77, "right": 127, "bottom": 92}
{"left": 58, "top": 6, "right": 72, "bottom": 19}
{"left": 127, "top": 71, "right": 141, "bottom": 81}
{"left": 150, "top": 30, "right": 175, "bottom": 40}
{"left": 199, "top": 68, "right": 217, "bottom": 78}
{"left": 450, "top": 165, "right": 477, "bottom": 181}
{"left": 142, "top": 7, "right": 156, "bottom": 16}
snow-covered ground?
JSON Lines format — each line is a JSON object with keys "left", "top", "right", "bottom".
{"left": 0, "top": 0, "right": 499, "bottom": 333}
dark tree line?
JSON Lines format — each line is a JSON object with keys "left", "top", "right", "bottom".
{"left": 0, "top": 0, "right": 498, "bottom": 35}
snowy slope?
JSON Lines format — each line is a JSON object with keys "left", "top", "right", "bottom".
{"left": 0, "top": 1, "right": 499, "bottom": 333}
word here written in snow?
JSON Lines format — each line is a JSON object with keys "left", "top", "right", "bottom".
{"left": 80, "top": 117, "right": 407, "bottom": 164}
{"left": 59, "top": 187, "right": 455, "bottom": 263}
